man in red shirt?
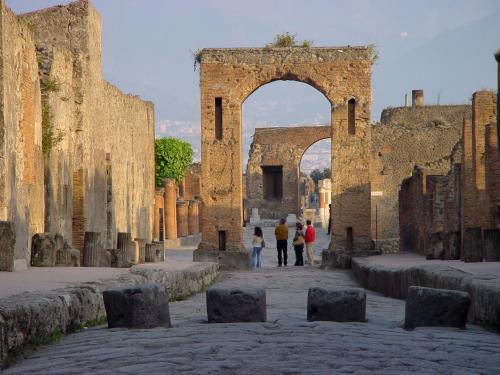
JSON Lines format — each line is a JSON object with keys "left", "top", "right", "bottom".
{"left": 304, "top": 219, "right": 316, "bottom": 266}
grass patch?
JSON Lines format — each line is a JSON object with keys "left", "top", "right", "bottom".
{"left": 41, "top": 78, "right": 60, "bottom": 93}
{"left": 42, "top": 102, "right": 63, "bottom": 156}
{"left": 31, "top": 328, "right": 62, "bottom": 348}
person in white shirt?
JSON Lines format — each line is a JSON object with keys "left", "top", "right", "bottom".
{"left": 251, "top": 226, "right": 264, "bottom": 268}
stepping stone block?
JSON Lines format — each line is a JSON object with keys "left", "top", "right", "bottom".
{"left": 307, "top": 287, "right": 366, "bottom": 322}
{"left": 404, "top": 286, "right": 470, "bottom": 330}
{"left": 206, "top": 288, "right": 266, "bottom": 323}
{"left": 103, "top": 283, "right": 171, "bottom": 329}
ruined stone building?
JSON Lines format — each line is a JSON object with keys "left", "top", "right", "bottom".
{"left": 0, "top": 0, "right": 155, "bottom": 271}
{"left": 400, "top": 86, "right": 499, "bottom": 262}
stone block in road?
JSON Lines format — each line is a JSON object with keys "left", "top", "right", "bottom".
{"left": 307, "top": 287, "right": 366, "bottom": 322}
{"left": 206, "top": 288, "right": 266, "bottom": 323}
{"left": 103, "top": 283, "right": 171, "bottom": 329}
{"left": 404, "top": 286, "right": 470, "bottom": 330}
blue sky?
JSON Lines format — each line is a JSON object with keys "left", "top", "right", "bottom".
{"left": 8, "top": 0, "right": 500, "bottom": 171}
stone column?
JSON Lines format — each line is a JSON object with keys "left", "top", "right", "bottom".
{"left": 188, "top": 200, "right": 200, "bottom": 235}
{"left": 117, "top": 232, "right": 134, "bottom": 265}
{"left": 179, "top": 178, "right": 186, "bottom": 199}
{"left": 83, "top": 232, "right": 102, "bottom": 267}
{"left": 163, "top": 179, "right": 177, "bottom": 240}
{"left": 135, "top": 238, "right": 147, "bottom": 264}
{"left": 153, "top": 191, "right": 164, "bottom": 241}
{"left": 176, "top": 200, "right": 189, "bottom": 237}
{"left": 0, "top": 222, "right": 15, "bottom": 272}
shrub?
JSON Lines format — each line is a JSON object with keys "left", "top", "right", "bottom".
{"left": 270, "top": 33, "right": 313, "bottom": 48}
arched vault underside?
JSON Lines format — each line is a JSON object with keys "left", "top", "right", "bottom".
{"left": 195, "top": 46, "right": 372, "bottom": 267}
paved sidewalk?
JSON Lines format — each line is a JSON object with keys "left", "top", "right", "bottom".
{"left": 0, "top": 256, "right": 209, "bottom": 299}
{"left": 361, "top": 252, "right": 500, "bottom": 276}
{"left": 5, "top": 227, "right": 500, "bottom": 374}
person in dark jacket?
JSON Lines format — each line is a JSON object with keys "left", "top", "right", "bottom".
{"left": 292, "top": 222, "right": 305, "bottom": 266}
{"left": 274, "top": 218, "right": 289, "bottom": 267}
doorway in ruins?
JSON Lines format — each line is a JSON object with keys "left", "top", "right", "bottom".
{"left": 243, "top": 81, "right": 331, "bottom": 222}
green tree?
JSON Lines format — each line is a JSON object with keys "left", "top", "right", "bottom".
{"left": 322, "top": 168, "right": 331, "bottom": 179}
{"left": 155, "top": 138, "right": 193, "bottom": 187}
{"left": 310, "top": 169, "right": 323, "bottom": 184}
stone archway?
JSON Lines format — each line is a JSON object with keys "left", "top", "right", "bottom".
{"left": 246, "top": 126, "right": 331, "bottom": 219}
{"left": 195, "top": 47, "right": 372, "bottom": 268}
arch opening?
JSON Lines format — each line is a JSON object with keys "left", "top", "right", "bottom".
{"left": 243, "top": 81, "right": 331, "bottom": 222}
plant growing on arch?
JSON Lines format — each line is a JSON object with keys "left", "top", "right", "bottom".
{"left": 155, "top": 137, "right": 193, "bottom": 187}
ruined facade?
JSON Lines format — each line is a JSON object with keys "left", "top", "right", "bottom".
{"left": 371, "top": 102, "right": 471, "bottom": 248}
{"left": 246, "top": 126, "right": 330, "bottom": 219}
{"left": 0, "top": 3, "right": 45, "bottom": 271}
{"left": 0, "top": 0, "right": 155, "bottom": 270}
{"left": 399, "top": 87, "right": 499, "bottom": 261}
{"left": 195, "top": 47, "right": 373, "bottom": 267}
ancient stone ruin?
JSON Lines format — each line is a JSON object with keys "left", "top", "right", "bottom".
{"left": 0, "top": 0, "right": 154, "bottom": 270}
{"left": 194, "top": 47, "right": 373, "bottom": 267}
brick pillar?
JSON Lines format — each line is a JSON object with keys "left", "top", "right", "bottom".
{"left": 188, "top": 200, "right": 200, "bottom": 235}
{"left": 461, "top": 118, "right": 476, "bottom": 245}
{"left": 412, "top": 90, "right": 424, "bottom": 107}
{"left": 495, "top": 50, "right": 500, "bottom": 147}
{"left": 176, "top": 200, "right": 189, "bottom": 238}
{"left": 486, "top": 124, "right": 500, "bottom": 228}
{"left": 163, "top": 179, "right": 177, "bottom": 240}
{"left": 153, "top": 191, "right": 163, "bottom": 241}
{"left": 472, "top": 91, "right": 497, "bottom": 230}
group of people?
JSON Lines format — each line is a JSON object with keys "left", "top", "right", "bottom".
{"left": 251, "top": 218, "right": 316, "bottom": 268}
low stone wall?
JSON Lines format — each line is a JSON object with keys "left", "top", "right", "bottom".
{"left": 0, "top": 262, "right": 219, "bottom": 369}
{"left": 351, "top": 257, "right": 500, "bottom": 327}
{"left": 163, "top": 233, "right": 202, "bottom": 249}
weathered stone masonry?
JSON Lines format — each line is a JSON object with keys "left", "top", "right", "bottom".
{"left": 195, "top": 46, "right": 372, "bottom": 267}
{"left": 0, "top": 0, "right": 155, "bottom": 270}
{"left": 0, "top": 1, "right": 45, "bottom": 271}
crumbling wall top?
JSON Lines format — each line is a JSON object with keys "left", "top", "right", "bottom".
{"left": 201, "top": 46, "right": 370, "bottom": 64}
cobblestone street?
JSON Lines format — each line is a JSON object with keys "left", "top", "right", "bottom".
{"left": 6, "top": 228, "right": 500, "bottom": 374}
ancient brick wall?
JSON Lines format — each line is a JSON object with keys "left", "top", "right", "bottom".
{"left": 0, "top": 1, "right": 44, "bottom": 270}
{"left": 8, "top": 0, "right": 155, "bottom": 260}
{"left": 471, "top": 91, "right": 497, "bottom": 230}
{"left": 246, "top": 126, "right": 330, "bottom": 219}
{"left": 399, "top": 168, "right": 428, "bottom": 254}
{"left": 371, "top": 104, "right": 470, "bottom": 246}
{"left": 184, "top": 163, "right": 201, "bottom": 201}
{"left": 199, "top": 47, "right": 372, "bottom": 253}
